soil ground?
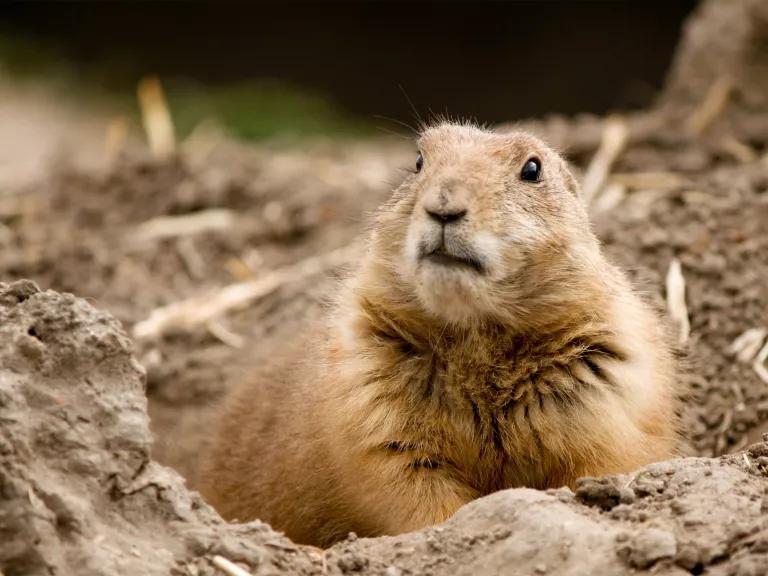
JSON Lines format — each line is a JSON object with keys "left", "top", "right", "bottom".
{"left": 2, "top": 1, "right": 768, "bottom": 574}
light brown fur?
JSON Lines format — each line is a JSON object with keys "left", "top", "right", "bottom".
{"left": 200, "top": 123, "right": 680, "bottom": 547}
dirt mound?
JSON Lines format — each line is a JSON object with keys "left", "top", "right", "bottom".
{"left": 0, "top": 280, "right": 324, "bottom": 576}
{"left": 662, "top": 0, "right": 768, "bottom": 142}
{"left": 597, "top": 161, "right": 768, "bottom": 456}
{"left": 3, "top": 280, "right": 768, "bottom": 576}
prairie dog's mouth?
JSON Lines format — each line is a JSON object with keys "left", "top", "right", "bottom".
{"left": 421, "top": 246, "right": 485, "bottom": 273}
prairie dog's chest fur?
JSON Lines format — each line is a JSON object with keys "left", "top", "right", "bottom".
{"left": 327, "top": 305, "right": 640, "bottom": 494}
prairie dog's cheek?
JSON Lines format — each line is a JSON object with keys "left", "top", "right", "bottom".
{"left": 403, "top": 229, "right": 422, "bottom": 272}
{"left": 501, "top": 212, "right": 549, "bottom": 246}
{"left": 471, "top": 232, "right": 504, "bottom": 278}
{"left": 399, "top": 215, "right": 429, "bottom": 281}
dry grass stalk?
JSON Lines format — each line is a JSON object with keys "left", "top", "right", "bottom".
{"left": 720, "top": 136, "right": 758, "bottom": 163}
{"left": 137, "top": 76, "right": 176, "bottom": 159}
{"left": 728, "top": 327, "right": 768, "bottom": 385}
{"left": 183, "top": 117, "right": 226, "bottom": 161}
{"left": 176, "top": 237, "right": 207, "bottom": 280}
{"left": 687, "top": 76, "right": 733, "bottom": 135}
{"left": 715, "top": 408, "right": 734, "bottom": 456}
{"left": 104, "top": 116, "right": 128, "bottom": 163}
{"left": 665, "top": 259, "right": 690, "bottom": 345}
{"left": 754, "top": 339, "right": 768, "bottom": 385}
{"left": 224, "top": 257, "right": 257, "bottom": 281}
{"left": 592, "top": 182, "right": 626, "bottom": 213}
{"left": 211, "top": 555, "right": 253, "bottom": 576}
{"left": 609, "top": 172, "right": 687, "bottom": 190}
{"left": 729, "top": 327, "right": 768, "bottom": 363}
{"left": 133, "top": 245, "right": 357, "bottom": 341}
{"left": 732, "top": 434, "right": 749, "bottom": 453}
{"left": 207, "top": 321, "right": 245, "bottom": 349}
{"left": 730, "top": 382, "right": 746, "bottom": 412}
{"left": 131, "top": 209, "right": 235, "bottom": 243}
{"left": 581, "top": 115, "right": 629, "bottom": 205}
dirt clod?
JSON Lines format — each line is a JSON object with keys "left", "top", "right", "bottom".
{"left": 575, "top": 477, "right": 635, "bottom": 510}
{"left": 618, "top": 528, "right": 677, "bottom": 569}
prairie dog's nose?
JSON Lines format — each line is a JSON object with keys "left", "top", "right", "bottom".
{"left": 424, "top": 179, "right": 468, "bottom": 225}
{"left": 425, "top": 206, "right": 467, "bottom": 224}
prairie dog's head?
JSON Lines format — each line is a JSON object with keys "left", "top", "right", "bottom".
{"left": 371, "top": 122, "right": 599, "bottom": 326}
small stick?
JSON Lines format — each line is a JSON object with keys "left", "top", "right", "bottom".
{"left": 609, "top": 172, "right": 686, "bottom": 190}
{"left": 730, "top": 381, "right": 745, "bottom": 412}
{"left": 212, "top": 555, "right": 253, "bottom": 576}
{"left": 687, "top": 76, "right": 733, "bottom": 136}
{"left": 581, "top": 116, "right": 629, "bottom": 205}
{"left": 715, "top": 408, "right": 733, "bottom": 455}
{"left": 207, "top": 321, "right": 245, "bottom": 349}
{"left": 754, "top": 338, "right": 768, "bottom": 385}
{"left": 592, "top": 182, "right": 626, "bottom": 213}
{"left": 137, "top": 75, "right": 176, "bottom": 159}
{"left": 176, "top": 237, "right": 207, "bottom": 280}
{"left": 131, "top": 209, "right": 235, "bottom": 243}
{"left": 729, "top": 327, "right": 768, "bottom": 364}
{"left": 665, "top": 259, "right": 690, "bottom": 345}
{"left": 224, "top": 257, "right": 257, "bottom": 281}
{"left": 720, "top": 136, "right": 757, "bottom": 164}
{"left": 733, "top": 435, "right": 749, "bottom": 453}
{"left": 133, "top": 245, "right": 357, "bottom": 341}
{"left": 105, "top": 116, "right": 128, "bottom": 163}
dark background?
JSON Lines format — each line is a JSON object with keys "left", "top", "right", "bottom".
{"left": 0, "top": 2, "right": 698, "bottom": 126}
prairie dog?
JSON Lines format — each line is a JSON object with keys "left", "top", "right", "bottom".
{"left": 200, "top": 123, "right": 679, "bottom": 547}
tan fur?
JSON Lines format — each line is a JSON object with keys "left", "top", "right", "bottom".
{"left": 200, "top": 123, "right": 680, "bottom": 547}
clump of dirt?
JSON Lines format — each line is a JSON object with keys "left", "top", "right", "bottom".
{"left": 0, "top": 280, "right": 322, "bottom": 576}
{"left": 661, "top": 0, "right": 768, "bottom": 142}
{"left": 340, "top": 454, "right": 768, "bottom": 575}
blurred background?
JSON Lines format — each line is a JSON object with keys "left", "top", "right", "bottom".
{"left": 0, "top": 2, "right": 696, "bottom": 142}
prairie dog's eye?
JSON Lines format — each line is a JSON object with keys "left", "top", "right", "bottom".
{"left": 415, "top": 152, "right": 424, "bottom": 173}
{"left": 520, "top": 158, "right": 541, "bottom": 182}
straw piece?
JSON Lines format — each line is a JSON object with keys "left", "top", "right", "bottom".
{"left": 592, "top": 182, "right": 626, "bottom": 213}
{"left": 131, "top": 209, "right": 235, "bottom": 243}
{"left": 176, "top": 237, "right": 207, "bottom": 280}
{"left": 212, "top": 555, "right": 253, "bottom": 576}
{"left": 207, "top": 321, "right": 245, "bottom": 349}
{"left": 581, "top": 116, "right": 629, "bottom": 205}
{"left": 687, "top": 76, "right": 733, "bottom": 135}
{"left": 609, "top": 172, "right": 686, "bottom": 190}
{"left": 754, "top": 338, "right": 768, "bottom": 385}
{"left": 105, "top": 116, "right": 128, "bottom": 163}
{"left": 729, "top": 327, "right": 768, "bottom": 364}
{"left": 137, "top": 76, "right": 176, "bottom": 159}
{"left": 720, "top": 136, "right": 757, "bottom": 163}
{"left": 666, "top": 259, "right": 690, "bottom": 345}
{"left": 133, "top": 245, "right": 356, "bottom": 341}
